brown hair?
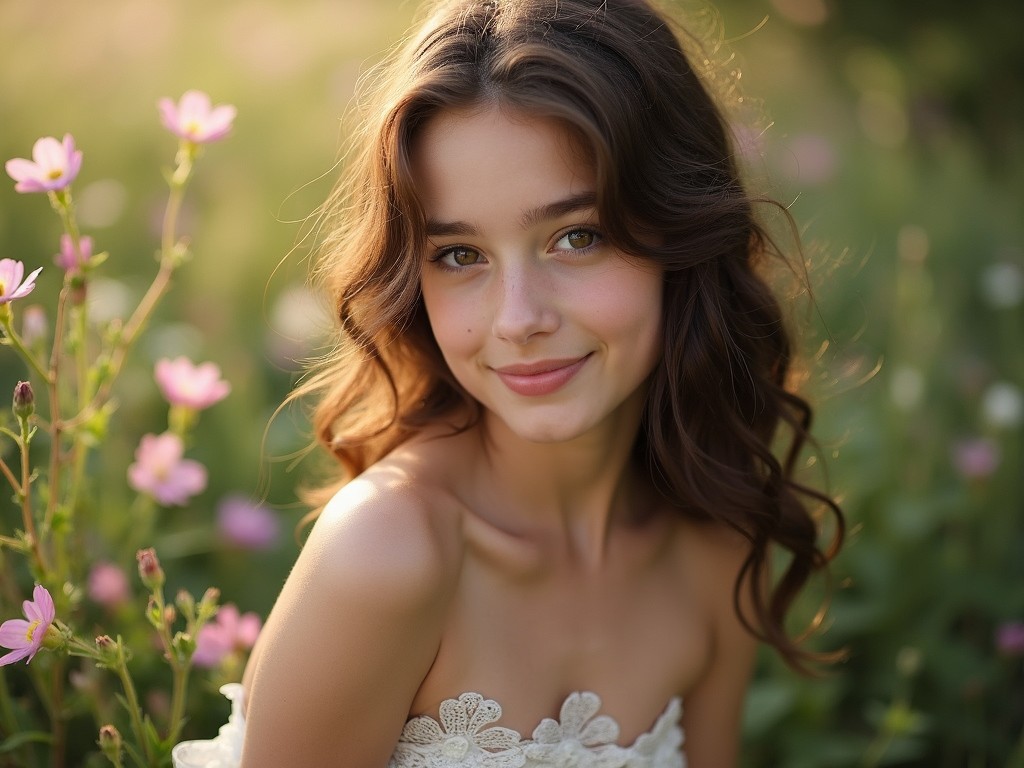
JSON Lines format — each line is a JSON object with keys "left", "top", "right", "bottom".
{"left": 297, "top": 0, "right": 844, "bottom": 670}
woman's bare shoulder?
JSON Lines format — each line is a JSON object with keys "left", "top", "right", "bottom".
{"left": 239, "top": 444, "right": 469, "bottom": 766}
{"left": 304, "top": 446, "right": 468, "bottom": 595}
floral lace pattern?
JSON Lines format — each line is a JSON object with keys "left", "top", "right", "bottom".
{"left": 172, "top": 688, "right": 685, "bottom": 768}
{"left": 390, "top": 691, "right": 685, "bottom": 768}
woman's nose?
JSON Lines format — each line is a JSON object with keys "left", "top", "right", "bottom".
{"left": 490, "top": 263, "right": 559, "bottom": 344}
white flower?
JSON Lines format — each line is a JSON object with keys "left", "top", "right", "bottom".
{"left": 525, "top": 692, "right": 629, "bottom": 767}
{"left": 979, "top": 261, "right": 1023, "bottom": 309}
{"left": 982, "top": 381, "right": 1023, "bottom": 429}
{"left": 628, "top": 698, "right": 685, "bottom": 768}
{"left": 889, "top": 366, "right": 925, "bottom": 411}
{"left": 391, "top": 693, "right": 525, "bottom": 768}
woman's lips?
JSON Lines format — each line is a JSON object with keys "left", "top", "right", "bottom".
{"left": 493, "top": 355, "right": 590, "bottom": 397}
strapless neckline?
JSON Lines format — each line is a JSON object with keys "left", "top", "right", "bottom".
{"left": 171, "top": 686, "right": 686, "bottom": 767}
{"left": 391, "top": 690, "right": 686, "bottom": 767}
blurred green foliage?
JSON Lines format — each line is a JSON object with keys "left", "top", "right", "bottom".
{"left": 1, "top": 0, "right": 1021, "bottom": 765}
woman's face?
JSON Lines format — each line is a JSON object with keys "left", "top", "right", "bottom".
{"left": 414, "top": 104, "right": 663, "bottom": 444}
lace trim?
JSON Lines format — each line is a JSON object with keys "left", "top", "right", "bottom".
{"left": 172, "top": 687, "right": 686, "bottom": 768}
{"left": 389, "top": 691, "right": 685, "bottom": 768}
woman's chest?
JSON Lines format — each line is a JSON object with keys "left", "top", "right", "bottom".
{"left": 410, "top": 558, "right": 710, "bottom": 744}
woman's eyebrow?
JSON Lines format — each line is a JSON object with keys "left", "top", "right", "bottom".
{"left": 424, "top": 192, "right": 597, "bottom": 237}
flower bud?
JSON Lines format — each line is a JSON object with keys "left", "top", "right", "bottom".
{"left": 197, "top": 587, "right": 220, "bottom": 622}
{"left": 98, "top": 724, "right": 123, "bottom": 763}
{"left": 13, "top": 381, "right": 34, "bottom": 419}
{"left": 173, "top": 630, "right": 196, "bottom": 661}
{"left": 94, "top": 635, "right": 119, "bottom": 664}
{"left": 136, "top": 548, "right": 164, "bottom": 591}
{"left": 176, "top": 589, "right": 196, "bottom": 620}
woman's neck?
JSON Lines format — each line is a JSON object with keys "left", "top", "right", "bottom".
{"left": 466, "top": 394, "right": 652, "bottom": 568}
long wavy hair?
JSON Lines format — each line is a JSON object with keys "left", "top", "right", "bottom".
{"left": 296, "top": 0, "right": 844, "bottom": 670}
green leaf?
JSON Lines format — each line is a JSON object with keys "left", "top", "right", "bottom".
{"left": 0, "top": 730, "right": 54, "bottom": 753}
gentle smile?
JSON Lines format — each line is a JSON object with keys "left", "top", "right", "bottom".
{"left": 492, "top": 355, "right": 591, "bottom": 396}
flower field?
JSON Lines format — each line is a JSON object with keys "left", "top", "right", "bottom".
{"left": 0, "top": 1, "right": 1020, "bottom": 766}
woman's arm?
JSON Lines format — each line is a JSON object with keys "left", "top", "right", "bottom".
{"left": 239, "top": 474, "right": 461, "bottom": 767}
{"left": 678, "top": 527, "right": 759, "bottom": 768}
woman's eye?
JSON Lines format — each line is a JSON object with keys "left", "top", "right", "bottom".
{"left": 436, "top": 246, "right": 483, "bottom": 267}
{"left": 554, "top": 229, "right": 601, "bottom": 251}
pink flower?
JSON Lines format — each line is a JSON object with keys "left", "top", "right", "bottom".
{"left": 996, "top": 621, "right": 1024, "bottom": 657}
{"left": 217, "top": 495, "right": 280, "bottom": 550}
{"left": 5, "top": 134, "right": 83, "bottom": 193}
{"left": 0, "top": 584, "right": 56, "bottom": 665}
{"left": 950, "top": 437, "right": 1001, "bottom": 480}
{"left": 54, "top": 234, "right": 93, "bottom": 273}
{"left": 127, "top": 432, "right": 207, "bottom": 506}
{"left": 154, "top": 357, "right": 231, "bottom": 410}
{"left": 88, "top": 562, "right": 130, "bottom": 608}
{"left": 0, "top": 259, "right": 43, "bottom": 305}
{"left": 20, "top": 305, "right": 48, "bottom": 346}
{"left": 193, "top": 604, "right": 261, "bottom": 668}
{"left": 158, "top": 91, "right": 237, "bottom": 144}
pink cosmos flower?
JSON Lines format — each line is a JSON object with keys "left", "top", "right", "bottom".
{"left": 158, "top": 91, "right": 237, "bottom": 144}
{"left": 154, "top": 357, "right": 231, "bottom": 410}
{"left": 0, "top": 584, "right": 56, "bottom": 665}
{"left": 217, "top": 495, "right": 280, "bottom": 550}
{"left": 5, "top": 134, "right": 83, "bottom": 193}
{"left": 20, "top": 305, "right": 48, "bottom": 346}
{"left": 127, "top": 432, "right": 207, "bottom": 506}
{"left": 88, "top": 562, "right": 130, "bottom": 608}
{"left": 192, "top": 604, "right": 261, "bottom": 668}
{"left": 0, "top": 259, "right": 43, "bottom": 305}
{"left": 54, "top": 234, "right": 93, "bottom": 273}
{"left": 950, "top": 437, "right": 1001, "bottom": 481}
{"left": 996, "top": 621, "right": 1024, "bottom": 657}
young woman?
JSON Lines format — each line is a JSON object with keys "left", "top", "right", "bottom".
{"left": 174, "top": 0, "right": 843, "bottom": 765}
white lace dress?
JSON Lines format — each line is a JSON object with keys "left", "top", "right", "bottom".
{"left": 172, "top": 686, "right": 685, "bottom": 767}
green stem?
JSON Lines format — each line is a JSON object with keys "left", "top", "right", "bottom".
{"left": 111, "top": 643, "right": 154, "bottom": 767}
{"left": 19, "top": 415, "right": 47, "bottom": 578}
{"left": 0, "top": 314, "right": 51, "bottom": 383}
{"left": 167, "top": 662, "right": 189, "bottom": 746}
{"left": 0, "top": 456, "right": 20, "bottom": 496}
{"left": 63, "top": 153, "right": 193, "bottom": 433}
{"left": 149, "top": 586, "right": 189, "bottom": 744}
{"left": 42, "top": 283, "right": 70, "bottom": 541}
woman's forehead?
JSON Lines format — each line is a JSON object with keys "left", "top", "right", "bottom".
{"left": 409, "top": 104, "right": 598, "bottom": 224}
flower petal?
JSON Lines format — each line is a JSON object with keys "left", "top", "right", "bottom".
{"left": 0, "top": 619, "right": 31, "bottom": 648}
{"left": 474, "top": 726, "right": 523, "bottom": 750}
{"left": 579, "top": 715, "right": 620, "bottom": 747}
{"left": 32, "top": 584, "right": 55, "bottom": 623}
{"left": 559, "top": 691, "right": 602, "bottom": 735}
{"left": 32, "top": 136, "right": 62, "bottom": 167}
{"left": 11, "top": 267, "right": 42, "bottom": 300}
{"left": 439, "top": 695, "right": 473, "bottom": 734}
{"left": 399, "top": 713, "right": 446, "bottom": 745}
{"left": 0, "top": 259, "right": 24, "bottom": 288}
{"left": 0, "top": 646, "right": 32, "bottom": 666}
{"left": 5, "top": 157, "right": 38, "bottom": 183}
